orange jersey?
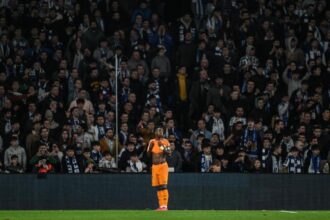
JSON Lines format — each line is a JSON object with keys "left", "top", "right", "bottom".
{"left": 149, "top": 138, "right": 170, "bottom": 154}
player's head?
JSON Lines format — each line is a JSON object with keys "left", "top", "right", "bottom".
{"left": 155, "top": 127, "right": 164, "bottom": 138}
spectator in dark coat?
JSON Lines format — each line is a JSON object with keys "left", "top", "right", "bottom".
{"left": 166, "top": 141, "right": 183, "bottom": 172}
{"left": 180, "top": 140, "right": 197, "bottom": 172}
{"left": 189, "top": 70, "right": 210, "bottom": 120}
{"left": 232, "top": 149, "right": 251, "bottom": 173}
{"left": 176, "top": 32, "right": 196, "bottom": 74}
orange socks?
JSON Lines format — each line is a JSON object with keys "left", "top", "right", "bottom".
{"left": 162, "top": 189, "right": 169, "bottom": 207}
{"left": 157, "top": 191, "right": 162, "bottom": 207}
{"left": 157, "top": 189, "right": 169, "bottom": 208}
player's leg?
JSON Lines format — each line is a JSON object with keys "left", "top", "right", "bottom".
{"left": 157, "top": 163, "right": 169, "bottom": 210}
{"left": 152, "top": 165, "right": 162, "bottom": 209}
{"left": 156, "top": 184, "right": 168, "bottom": 210}
{"left": 151, "top": 165, "right": 160, "bottom": 187}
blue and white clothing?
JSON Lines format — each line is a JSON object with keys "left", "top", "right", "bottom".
{"left": 261, "top": 148, "right": 270, "bottom": 169}
{"left": 307, "top": 155, "right": 321, "bottom": 174}
{"left": 201, "top": 154, "right": 213, "bottom": 172}
{"left": 91, "top": 150, "right": 103, "bottom": 165}
{"left": 284, "top": 155, "right": 303, "bottom": 174}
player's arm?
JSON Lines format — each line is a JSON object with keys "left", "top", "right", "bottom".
{"left": 147, "top": 140, "right": 154, "bottom": 157}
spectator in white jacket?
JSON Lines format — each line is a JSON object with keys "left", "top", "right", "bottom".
{"left": 282, "top": 63, "right": 310, "bottom": 97}
{"left": 125, "top": 153, "right": 146, "bottom": 173}
{"left": 99, "top": 151, "right": 117, "bottom": 169}
{"left": 4, "top": 136, "right": 26, "bottom": 170}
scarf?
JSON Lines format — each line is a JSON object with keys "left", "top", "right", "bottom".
{"left": 194, "top": 0, "right": 205, "bottom": 19}
{"left": 309, "top": 155, "right": 320, "bottom": 174}
{"left": 261, "top": 148, "right": 270, "bottom": 168}
{"left": 285, "top": 156, "right": 303, "bottom": 174}
{"left": 201, "top": 154, "right": 212, "bottom": 172}
{"left": 271, "top": 154, "right": 282, "bottom": 173}
{"left": 129, "top": 160, "right": 143, "bottom": 172}
{"left": 97, "top": 125, "right": 105, "bottom": 139}
{"left": 212, "top": 117, "right": 225, "bottom": 141}
{"left": 65, "top": 156, "right": 80, "bottom": 174}
{"left": 243, "top": 128, "right": 257, "bottom": 147}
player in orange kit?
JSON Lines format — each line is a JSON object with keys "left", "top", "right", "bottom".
{"left": 147, "top": 127, "right": 171, "bottom": 211}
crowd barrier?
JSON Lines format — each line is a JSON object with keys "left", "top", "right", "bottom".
{"left": 0, "top": 173, "right": 329, "bottom": 210}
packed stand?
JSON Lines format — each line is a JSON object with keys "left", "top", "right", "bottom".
{"left": 0, "top": 0, "right": 329, "bottom": 174}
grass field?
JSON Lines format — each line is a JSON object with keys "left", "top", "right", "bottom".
{"left": 0, "top": 210, "right": 329, "bottom": 220}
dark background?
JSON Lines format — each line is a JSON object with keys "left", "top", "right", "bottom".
{"left": 0, "top": 173, "right": 329, "bottom": 210}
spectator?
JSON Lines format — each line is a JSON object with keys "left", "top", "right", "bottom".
{"left": 126, "top": 153, "right": 146, "bottom": 173}
{"left": 197, "top": 139, "right": 214, "bottom": 172}
{"left": 163, "top": 118, "right": 181, "bottom": 141}
{"left": 100, "top": 128, "right": 116, "bottom": 155}
{"left": 30, "top": 144, "right": 56, "bottom": 174}
{"left": 90, "top": 141, "right": 103, "bottom": 165}
{"left": 250, "top": 159, "right": 263, "bottom": 173}
{"left": 177, "top": 32, "right": 196, "bottom": 74}
{"left": 80, "top": 148, "right": 92, "bottom": 171}
{"left": 166, "top": 141, "right": 182, "bottom": 172}
{"left": 82, "top": 20, "right": 105, "bottom": 52}
{"left": 206, "top": 108, "right": 225, "bottom": 141}
{"left": 278, "top": 94, "right": 290, "bottom": 126}
{"left": 304, "top": 145, "right": 322, "bottom": 174}
{"left": 282, "top": 64, "right": 311, "bottom": 97}
{"left": 84, "top": 160, "right": 97, "bottom": 173}
{"left": 220, "top": 156, "right": 231, "bottom": 173}
{"left": 233, "top": 149, "right": 251, "bottom": 173}
{"left": 285, "top": 37, "right": 305, "bottom": 65}
{"left": 119, "top": 142, "right": 140, "bottom": 171}
{"left": 174, "top": 66, "right": 190, "bottom": 131}
{"left": 128, "top": 50, "right": 149, "bottom": 76}
{"left": 0, "top": 0, "right": 327, "bottom": 175}
{"left": 189, "top": 70, "right": 210, "bottom": 120}
{"left": 228, "top": 106, "right": 247, "bottom": 129}
{"left": 239, "top": 45, "right": 259, "bottom": 72}
{"left": 4, "top": 136, "right": 26, "bottom": 170}
{"left": 241, "top": 119, "right": 259, "bottom": 160}
{"left": 190, "top": 119, "right": 212, "bottom": 150}
{"left": 61, "top": 146, "right": 82, "bottom": 174}
{"left": 180, "top": 140, "right": 197, "bottom": 172}
{"left": 5, "top": 155, "right": 24, "bottom": 174}
{"left": 206, "top": 76, "right": 227, "bottom": 114}
{"left": 151, "top": 45, "right": 171, "bottom": 78}
{"left": 209, "top": 159, "right": 222, "bottom": 173}
{"left": 99, "top": 151, "right": 117, "bottom": 171}
{"left": 49, "top": 143, "right": 63, "bottom": 172}
{"left": 283, "top": 147, "right": 304, "bottom": 174}
{"left": 259, "top": 138, "right": 272, "bottom": 169}
{"left": 224, "top": 121, "right": 244, "bottom": 150}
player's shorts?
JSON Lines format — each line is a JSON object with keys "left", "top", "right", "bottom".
{"left": 151, "top": 162, "right": 169, "bottom": 187}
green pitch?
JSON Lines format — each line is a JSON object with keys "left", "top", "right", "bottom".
{"left": 0, "top": 210, "right": 329, "bottom": 220}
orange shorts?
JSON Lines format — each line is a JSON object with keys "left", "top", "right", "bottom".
{"left": 151, "top": 162, "right": 169, "bottom": 187}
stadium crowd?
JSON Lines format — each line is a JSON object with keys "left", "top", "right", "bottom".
{"left": 0, "top": 0, "right": 329, "bottom": 174}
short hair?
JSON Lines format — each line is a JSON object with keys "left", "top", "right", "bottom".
{"left": 103, "top": 151, "right": 112, "bottom": 156}
{"left": 11, "top": 155, "right": 18, "bottom": 160}
{"left": 91, "top": 141, "right": 100, "bottom": 147}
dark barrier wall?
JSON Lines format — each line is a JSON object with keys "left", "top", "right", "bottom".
{"left": 0, "top": 174, "right": 329, "bottom": 210}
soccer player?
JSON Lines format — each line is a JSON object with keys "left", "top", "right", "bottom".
{"left": 147, "top": 127, "right": 171, "bottom": 211}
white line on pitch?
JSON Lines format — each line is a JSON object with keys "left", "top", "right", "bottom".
{"left": 279, "top": 210, "right": 298, "bottom": 214}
